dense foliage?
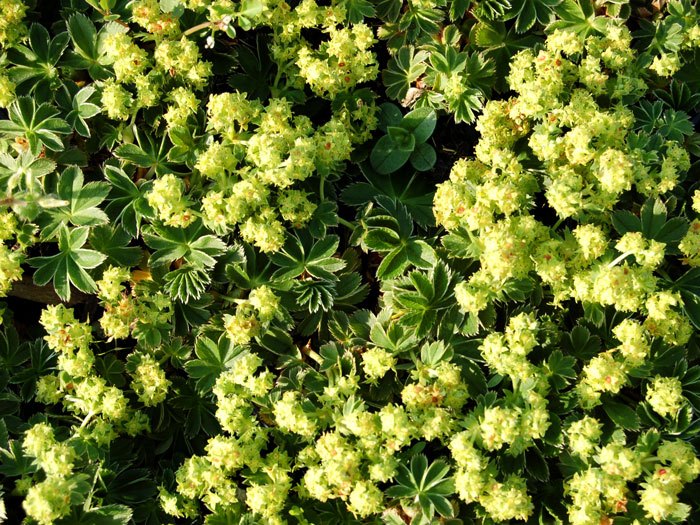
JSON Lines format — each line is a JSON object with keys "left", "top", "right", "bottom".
{"left": 1, "top": 0, "right": 700, "bottom": 524}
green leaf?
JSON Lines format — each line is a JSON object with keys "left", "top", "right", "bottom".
{"left": 548, "top": 0, "right": 607, "bottom": 37}
{"left": 160, "top": 0, "right": 183, "bottom": 13}
{"left": 387, "top": 455, "right": 454, "bottom": 520}
{"left": 611, "top": 209, "right": 641, "bottom": 235}
{"left": 561, "top": 325, "right": 600, "bottom": 360}
{"left": 94, "top": 355, "right": 126, "bottom": 387}
{"left": 0, "top": 440, "right": 37, "bottom": 477}
{"left": 89, "top": 225, "right": 142, "bottom": 267}
{"left": 343, "top": 0, "right": 375, "bottom": 22}
{"left": 364, "top": 226, "right": 401, "bottom": 252}
{"left": 513, "top": 0, "right": 537, "bottom": 32}
{"left": 239, "top": 0, "right": 263, "bottom": 18}
{"left": 420, "top": 340, "right": 453, "bottom": 366}
{"left": 185, "top": 336, "right": 242, "bottom": 392}
{"left": 163, "top": 266, "right": 211, "bottom": 303}
{"left": 387, "top": 126, "right": 414, "bottom": 148}
{"left": 39, "top": 166, "right": 110, "bottom": 238}
{"left": 370, "top": 135, "right": 412, "bottom": 174}
{"left": 472, "top": 21, "right": 507, "bottom": 47}
{"left": 681, "top": 291, "right": 700, "bottom": 330}
{"left": 103, "top": 469, "right": 157, "bottom": 505}
{"left": 382, "top": 47, "right": 429, "bottom": 101}
{"left": 525, "top": 447, "right": 550, "bottom": 481}
{"left": 449, "top": 0, "right": 472, "bottom": 19}
{"left": 603, "top": 400, "right": 641, "bottom": 430}
{"left": 406, "top": 239, "right": 437, "bottom": 269}
{"left": 389, "top": 262, "right": 455, "bottom": 338}
{"left": 79, "top": 504, "right": 133, "bottom": 525}
{"left": 509, "top": 0, "right": 560, "bottom": 33}
{"left": 67, "top": 13, "right": 98, "bottom": 60}
{"left": 0, "top": 98, "right": 70, "bottom": 155}
{"left": 0, "top": 150, "right": 56, "bottom": 195}
{"left": 104, "top": 165, "right": 153, "bottom": 237}
{"left": 401, "top": 107, "right": 436, "bottom": 143}
{"left": 546, "top": 350, "right": 577, "bottom": 389}
{"left": 6, "top": 26, "right": 69, "bottom": 97}
{"left": 114, "top": 144, "right": 155, "bottom": 167}
{"left": 114, "top": 130, "right": 180, "bottom": 175}
{"left": 674, "top": 270, "right": 700, "bottom": 329}
{"left": 143, "top": 222, "right": 225, "bottom": 269}
{"left": 342, "top": 165, "right": 435, "bottom": 227}
{"left": 29, "top": 227, "right": 106, "bottom": 301}
{"left": 409, "top": 142, "right": 436, "bottom": 171}
{"left": 271, "top": 233, "right": 346, "bottom": 281}
{"left": 657, "top": 109, "right": 694, "bottom": 141}
{"left": 294, "top": 279, "right": 336, "bottom": 314}
{"left": 67, "top": 86, "right": 101, "bottom": 137}
{"left": 377, "top": 246, "right": 410, "bottom": 279}
{"left": 378, "top": 102, "right": 403, "bottom": 132}
{"left": 476, "top": 0, "right": 512, "bottom": 19}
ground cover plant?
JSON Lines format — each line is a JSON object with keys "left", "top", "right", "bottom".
{"left": 1, "top": 0, "right": 700, "bottom": 524}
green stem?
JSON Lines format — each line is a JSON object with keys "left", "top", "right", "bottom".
{"left": 183, "top": 21, "right": 213, "bottom": 37}
{"left": 305, "top": 348, "right": 324, "bottom": 365}
{"left": 608, "top": 251, "right": 633, "bottom": 268}
{"left": 337, "top": 217, "right": 356, "bottom": 230}
{"left": 80, "top": 410, "right": 95, "bottom": 429}
{"left": 272, "top": 64, "right": 285, "bottom": 90}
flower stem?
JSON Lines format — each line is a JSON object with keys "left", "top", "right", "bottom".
{"left": 337, "top": 217, "right": 356, "bottom": 230}
{"left": 608, "top": 251, "right": 633, "bottom": 268}
{"left": 183, "top": 21, "right": 213, "bottom": 37}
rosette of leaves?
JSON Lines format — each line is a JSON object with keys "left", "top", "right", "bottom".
{"left": 386, "top": 454, "right": 456, "bottom": 520}
{"left": 370, "top": 104, "right": 438, "bottom": 174}
{"left": 382, "top": 32, "right": 496, "bottom": 122}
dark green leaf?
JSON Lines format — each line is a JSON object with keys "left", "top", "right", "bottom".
{"left": 603, "top": 401, "right": 641, "bottom": 430}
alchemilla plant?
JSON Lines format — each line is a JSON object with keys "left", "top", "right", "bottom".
{"left": 1, "top": 0, "right": 700, "bottom": 524}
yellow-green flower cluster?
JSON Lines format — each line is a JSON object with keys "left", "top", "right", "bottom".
{"left": 563, "top": 429, "right": 700, "bottom": 525}
{"left": 402, "top": 361, "right": 469, "bottom": 440}
{"left": 199, "top": 95, "right": 366, "bottom": 251}
{"left": 40, "top": 304, "right": 94, "bottom": 377}
{"left": 22, "top": 476, "right": 75, "bottom": 525}
{"left": 23, "top": 423, "right": 76, "bottom": 478}
{"left": 567, "top": 416, "right": 603, "bottom": 458}
{"left": 680, "top": 219, "right": 700, "bottom": 267}
{"left": 436, "top": 26, "right": 690, "bottom": 248}
{"left": 100, "top": 80, "right": 133, "bottom": 121}
{"left": 0, "top": 0, "right": 27, "bottom": 48}
{"left": 644, "top": 290, "right": 693, "bottom": 346}
{"left": 224, "top": 286, "right": 282, "bottom": 344}
{"left": 129, "top": 352, "right": 171, "bottom": 406}
{"left": 577, "top": 319, "right": 656, "bottom": 408}
{"left": 296, "top": 24, "right": 378, "bottom": 98}
{"left": 361, "top": 347, "right": 396, "bottom": 381}
{"left": 646, "top": 376, "right": 685, "bottom": 418}
{"left": 639, "top": 440, "right": 700, "bottom": 522}
{"left": 0, "top": 242, "right": 22, "bottom": 297}
{"left": 167, "top": 352, "right": 278, "bottom": 519}
{"left": 451, "top": 433, "right": 535, "bottom": 521}
{"left": 436, "top": 26, "right": 696, "bottom": 371}
{"left": 103, "top": 33, "right": 150, "bottom": 84}
{"left": 97, "top": 273, "right": 173, "bottom": 343}
{"left": 36, "top": 305, "right": 152, "bottom": 446}
{"left": 0, "top": 70, "right": 15, "bottom": 108}
{"left": 146, "top": 173, "right": 196, "bottom": 228}
{"left": 154, "top": 37, "right": 212, "bottom": 90}
{"left": 479, "top": 392, "right": 550, "bottom": 455}
{"left": 479, "top": 312, "right": 539, "bottom": 382}
{"left": 130, "top": 0, "right": 181, "bottom": 34}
